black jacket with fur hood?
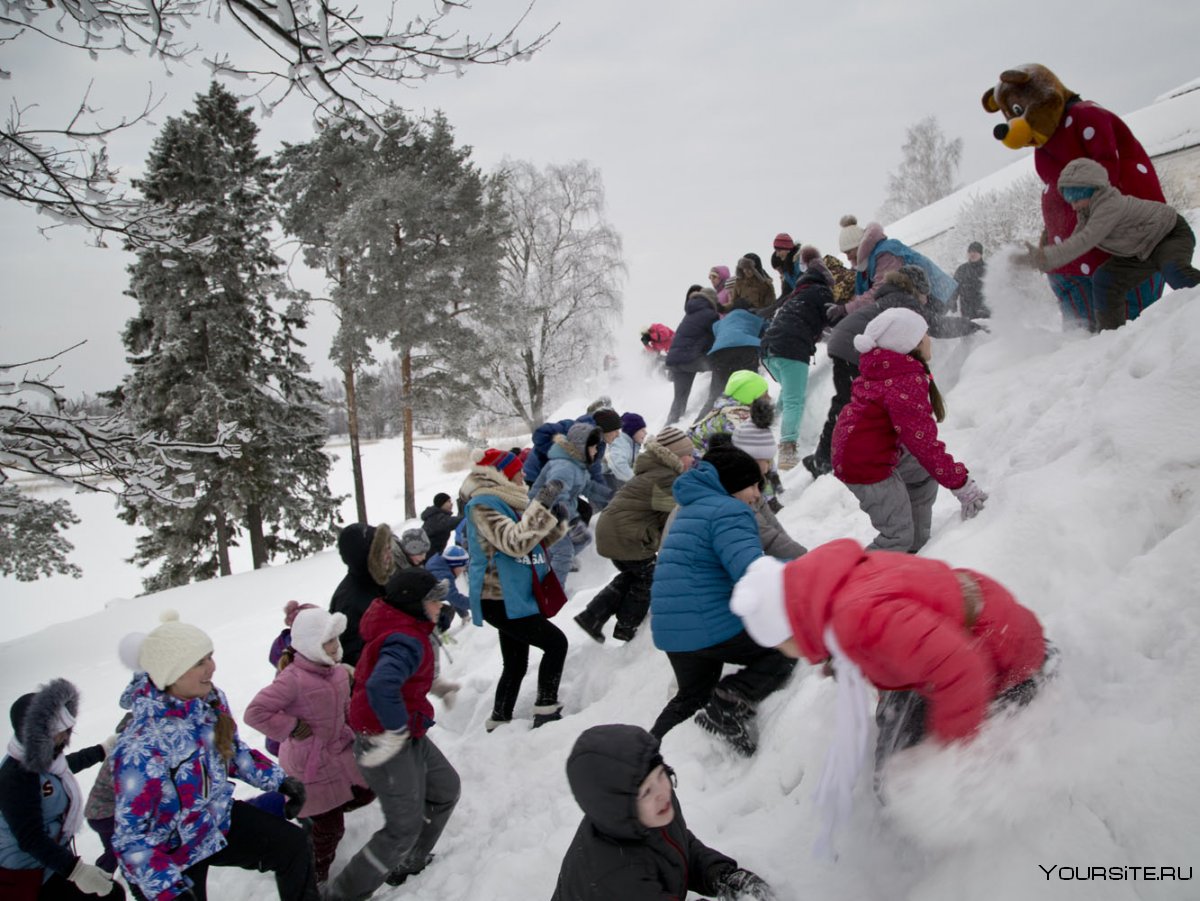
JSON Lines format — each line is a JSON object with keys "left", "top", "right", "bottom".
{"left": 551, "top": 725, "right": 735, "bottom": 900}
{"left": 330, "top": 522, "right": 394, "bottom": 666}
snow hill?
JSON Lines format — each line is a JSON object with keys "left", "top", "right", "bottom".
{"left": 3, "top": 265, "right": 1200, "bottom": 900}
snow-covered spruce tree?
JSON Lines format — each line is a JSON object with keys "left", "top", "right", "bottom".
{"left": 118, "top": 83, "right": 340, "bottom": 590}
{"left": 487, "top": 159, "right": 624, "bottom": 430}
{"left": 0, "top": 485, "right": 80, "bottom": 581}
{"left": 878, "top": 115, "right": 964, "bottom": 225}
{"left": 281, "top": 110, "right": 506, "bottom": 518}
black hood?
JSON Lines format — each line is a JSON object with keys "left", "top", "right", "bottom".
{"left": 9, "top": 678, "right": 79, "bottom": 771}
{"left": 566, "top": 724, "right": 663, "bottom": 841}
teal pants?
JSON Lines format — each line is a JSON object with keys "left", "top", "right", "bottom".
{"left": 763, "top": 355, "right": 810, "bottom": 444}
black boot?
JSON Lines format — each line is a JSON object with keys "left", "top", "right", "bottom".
{"left": 612, "top": 623, "right": 637, "bottom": 642}
{"left": 801, "top": 454, "right": 832, "bottom": 479}
{"left": 574, "top": 610, "right": 606, "bottom": 644}
{"left": 694, "top": 687, "right": 758, "bottom": 756}
{"left": 532, "top": 703, "right": 563, "bottom": 728}
{"left": 385, "top": 852, "right": 434, "bottom": 886}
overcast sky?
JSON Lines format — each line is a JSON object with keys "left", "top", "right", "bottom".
{"left": 3, "top": 0, "right": 1198, "bottom": 395}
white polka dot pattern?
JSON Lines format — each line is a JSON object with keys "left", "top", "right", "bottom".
{"left": 1082, "top": 126, "right": 1095, "bottom": 140}
{"left": 1081, "top": 263, "right": 1091, "bottom": 275}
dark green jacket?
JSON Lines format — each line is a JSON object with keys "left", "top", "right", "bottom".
{"left": 594, "top": 441, "right": 685, "bottom": 562}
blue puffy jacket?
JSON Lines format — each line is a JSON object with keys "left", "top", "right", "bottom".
{"left": 708, "top": 308, "right": 764, "bottom": 354}
{"left": 650, "top": 463, "right": 763, "bottom": 652}
{"left": 524, "top": 416, "right": 608, "bottom": 484}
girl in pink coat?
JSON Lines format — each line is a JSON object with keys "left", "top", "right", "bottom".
{"left": 245, "top": 608, "right": 373, "bottom": 885}
{"left": 731, "top": 540, "right": 1050, "bottom": 855}
{"left": 832, "top": 307, "right": 987, "bottom": 552}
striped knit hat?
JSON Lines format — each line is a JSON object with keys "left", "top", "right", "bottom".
{"left": 654, "top": 426, "right": 694, "bottom": 456}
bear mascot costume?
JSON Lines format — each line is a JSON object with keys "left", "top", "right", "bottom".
{"left": 982, "top": 64, "right": 1165, "bottom": 330}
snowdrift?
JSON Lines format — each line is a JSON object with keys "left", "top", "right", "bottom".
{"left": 2, "top": 271, "right": 1199, "bottom": 900}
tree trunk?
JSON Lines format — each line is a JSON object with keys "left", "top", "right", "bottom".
{"left": 401, "top": 349, "right": 416, "bottom": 519}
{"left": 215, "top": 512, "right": 232, "bottom": 577}
{"left": 523, "top": 348, "right": 545, "bottom": 426}
{"left": 247, "top": 503, "right": 268, "bottom": 569}
{"left": 343, "top": 363, "right": 368, "bottom": 523}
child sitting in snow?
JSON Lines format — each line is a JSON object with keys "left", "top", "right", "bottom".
{"left": 552, "top": 724, "right": 775, "bottom": 900}
{"left": 833, "top": 307, "right": 987, "bottom": 553}
{"left": 731, "top": 540, "right": 1052, "bottom": 854}
{"left": 245, "top": 608, "right": 375, "bottom": 886}
{"left": 1017, "top": 158, "right": 1200, "bottom": 330}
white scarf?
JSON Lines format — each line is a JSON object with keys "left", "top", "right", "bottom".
{"left": 811, "top": 627, "right": 871, "bottom": 860}
{"left": 5, "top": 736, "right": 85, "bottom": 841}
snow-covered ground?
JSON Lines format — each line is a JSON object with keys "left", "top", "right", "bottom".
{"left": 3, "top": 266, "right": 1200, "bottom": 899}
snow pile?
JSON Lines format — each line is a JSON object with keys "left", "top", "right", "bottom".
{"left": 3, "top": 274, "right": 1200, "bottom": 899}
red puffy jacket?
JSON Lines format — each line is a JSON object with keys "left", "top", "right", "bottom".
{"left": 782, "top": 539, "right": 1045, "bottom": 742}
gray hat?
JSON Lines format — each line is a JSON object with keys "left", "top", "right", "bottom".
{"left": 731, "top": 422, "right": 778, "bottom": 462}
{"left": 897, "top": 264, "right": 931, "bottom": 297}
{"left": 399, "top": 528, "right": 431, "bottom": 558}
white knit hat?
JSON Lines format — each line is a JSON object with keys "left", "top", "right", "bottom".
{"left": 853, "top": 307, "right": 928, "bottom": 356}
{"left": 731, "top": 422, "right": 778, "bottom": 462}
{"left": 127, "top": 611, "right": 214, "bottom": 690}
{"left": 730, "top": 556, "right": 792, "bottom": 648}
{"left": 290, "top": 608, "right": 347, "bottom": 666}
{"left": 838, "top": 214, "right": 866, "bottom": 253}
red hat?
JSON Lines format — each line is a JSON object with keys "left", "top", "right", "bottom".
{"left": 475, "top": 448, "right": 524, "bottom": 481}
{"left": 773, "top": 232, "right": 795, "bottom": 251}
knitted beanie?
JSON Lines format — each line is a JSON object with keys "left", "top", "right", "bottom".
{"left": 1060, "top": 185, "right": 1096, "bottom": 203}
{"left": 475, "top": 448, "right": 524, "bottom": 481}
{"left": 282, "top": 600, "right": 318, "bottom": 628}
{"left": 703, "top": 445, "right": 764, "bottom": 495}
{"left": 838, "top": 215, "right": 866, "bottom": 253}
{"left": 853, "top": 307, "right": 928, "bottom": 355}
{"left": 433, "top": 492, "right": 452, "bottom": 508}
{"left": 592, "top": 408, "right": 622, "bottom": 433}
{"left": 732, "top": 421, "right": 778, "bottom": 462}
{"left": 384, "top": 568, "right": 442, "bottom": 620}
{"left": 967, "top": 241, "right": 984, "bottom": 255}
{"left": 730, "top": 556, "right": 791, "bottom": 648}
{"left": 773, "top": 232, "right": 795, "bottom": 251}
{"left": 290, "top": 608, "right": 347, "bottom": 666}
{"left": 654, "top": 426, "right": 694, "bottom": 456}
{"left": 724, "top": 370, "right": 769, "bottom": 405}
{"left": 127, "top": 611, "right": 214, "bottom": 691}
{"left": 620, "top": 412, "right": 647, "bottom": 438}
{"left": 441, "top": 545, "right": 469, "bottom": 568}
{"left": 399, "top": 527, "right": 431, "bottom": 558}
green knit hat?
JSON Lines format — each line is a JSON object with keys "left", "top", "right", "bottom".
{"left": 724, "top": 370, "right": 769, "bottom": 406}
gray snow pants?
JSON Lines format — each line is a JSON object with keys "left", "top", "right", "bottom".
{"left": 327, "top": 733, "right": 460, "bottom": 901}
{"left": 845, "top": 450, "right": 938, "bottom": 553}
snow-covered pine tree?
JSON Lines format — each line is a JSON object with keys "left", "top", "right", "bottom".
{"left": 117, "top": 83, "right": 340, "bottom": 591}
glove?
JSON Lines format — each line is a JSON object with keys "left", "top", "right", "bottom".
{"left": 279, "top": 776, "right": 306, "bottom": 818}
{"left": 533, "top": 478, "right": 566, "bottom": 509}
{"left": 825, "top": 302, "right": 848, "bottom": 324}
{"left": 430, "top": 676, "right": 462, "bottom": 709}
{"left": 290, "top": 719, "right": 313, "bottom": 740}
{"left": 951, "top": 478, "right": 988, "bottom": 520}
{"left": 715, "top": 867, "right": 776, "bottom": 901}
{"left": 69, "top": 859, "right": 116, "bottom": 896}
{"left": 550, "top": 501, "right": 571, "bottom": 524}
{"left": 358, "top": 728, "right": 409, "bottom": 768}
{"left": 101, "top": 733, "right": 119, "bottom": 757}
{"left": 568, "top": 519, "right": 591, "bottom": 547}
{"left": 437, "top": 605, "right": 455, "bottom": 632}
{"left": 1012, "top": 241, "right": 1045, "bottom": 271}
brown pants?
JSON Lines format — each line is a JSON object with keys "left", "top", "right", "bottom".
{"left": 1093, "top": 215, "right": 1200, "bottom": 330}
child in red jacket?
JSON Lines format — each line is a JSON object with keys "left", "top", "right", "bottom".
{"left": 832, "top": 307, "right": 986, "bottom": 552}
{"left": 731, "top": 540, "right": 1051, "bottom": 855}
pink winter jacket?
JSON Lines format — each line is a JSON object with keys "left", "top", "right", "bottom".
{"left": 832, "top": 348, "right": 968, "bottom": 489}
{"left": 782, "top": 539, "right": 1046, "bottom": 742}
{"left": 244, "top": 654, "right": 365, "bottom": 817}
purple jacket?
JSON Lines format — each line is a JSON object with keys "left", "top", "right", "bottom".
{"left": 244, "top": 655, "right": 365, "bottom": 818}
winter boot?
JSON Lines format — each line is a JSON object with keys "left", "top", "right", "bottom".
{"left": 801, "top": 453, "right": 831, "bottom": 479}
{"left": 531, "top": 703, "right": 563, "bottom": 729}
{"left": 485, "top": 716, "right": 511, "bottom": 733}
{"left": 574, "top": 610, "right": 607, "bottom": 644}
{"left": 385, "top": 852, "right": 434, "bottom": 887}
{"left": 778, "top": 441, "right": 799, "bottom": 471}
{"left": 694, "top": 687, "right": 758, "bottom": 756}
{"left": 612, "top": 623, "right": 637, "bottom": 642}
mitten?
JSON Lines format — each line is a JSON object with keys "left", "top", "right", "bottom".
{"left": 430, "top": 677, "right": 462, "bottom": 709}
{"left": 550, "top": 501, "right": 571, "bottom": 524}
{"left": 533, "top": 479, "right": 566, "bottom": 509}
{"left": 951, "top": 478, "right": 988, "bottom": 520}
{"left": 568, "top": 520, "right": 591, "bottom": 547}
{"left": 101, "top": 733, "right": 119, "bottom": 756}
{"left": 279, "top": 776, "right": 306, "bottom": 818}
{"left": 69, "top": 859, "right": 116, "bottom": 896}
{"left": 358, "top": 728, "right": 409, "bottom": 768}
{"left": 715, "top": 867, "right": 776, "bottom": 901}
{"left": 290, "top": 719, "right": 313, "bottom": 740}
{"left": 825, "top": 302, "right": 848, "bottom": 324}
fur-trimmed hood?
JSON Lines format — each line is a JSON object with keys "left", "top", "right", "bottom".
{"left": 635, "top": 439, "right": 687, "bottom": 477}
{"left": 337, "top": 521, "right": 394, "bottom": 586}
{"left": 548, "top": 429, "right": 596, "bottom": 467}
{"left": 855, "top": 222, "right": 887, "bottom": 271}
{"left": 10, "top": 678, "right": 79, "bottom": 771}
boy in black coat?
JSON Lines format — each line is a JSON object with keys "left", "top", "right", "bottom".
{"left": 552, "top": 724, "right": 773, "bottom": 900}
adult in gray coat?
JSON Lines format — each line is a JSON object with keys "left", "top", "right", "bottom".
{"left": 1017, "top": 157, "right": 1200, "bottom": 330}
{"left": 551, "top": 724, "right": 774, "bottom": 901}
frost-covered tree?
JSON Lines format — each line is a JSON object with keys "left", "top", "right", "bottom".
{"left": 280, "top": 110, "right": 505, "bottom": 518}
{"left": 1, "top": 0, "right": 553, "bottom": 246}
{"left": 118, "top": 83, "right": 341, "bottom": 590}
{"left": 878, "top": 116, "right": 964, "bottom": 224}
{"left": 487, "top": 159, "right": 624, "bottom": 429}
{"left": 952, "top": 173, "right": 1045, "bottom": 258}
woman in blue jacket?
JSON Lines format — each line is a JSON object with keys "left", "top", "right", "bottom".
{"left": 648, "top": 447, "right": 796, "bottom": 755}
{"left": 701, "top": 298, "right": 764, "bottom": 415}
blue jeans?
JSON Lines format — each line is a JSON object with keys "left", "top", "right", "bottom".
{"left": 763, "top": 355, "right": 810, "bottom": 444}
